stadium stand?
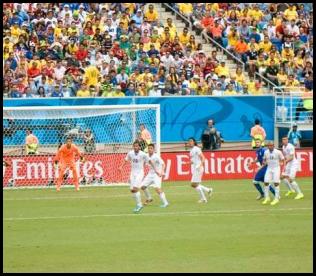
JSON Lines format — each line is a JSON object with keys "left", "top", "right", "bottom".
{"left": 3, "top": 3, "right": 313, "bottom": 98}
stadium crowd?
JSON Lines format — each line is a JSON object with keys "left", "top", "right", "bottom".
{"left": 177, "top": 3, "right": 313, "bottom": 88}
{"left": 2, "top": 3, "right": 313, "bottom": 98}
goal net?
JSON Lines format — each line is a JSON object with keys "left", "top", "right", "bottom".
{"left": 3, "top": 104, "right": 160, "bottom": 188}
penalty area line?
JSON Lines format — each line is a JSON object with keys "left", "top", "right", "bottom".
{"left": 4, "top": 207, "right": 312, "bottom": 221}
{"left": 3, "top": 189, "right": 313, "bottom": 201}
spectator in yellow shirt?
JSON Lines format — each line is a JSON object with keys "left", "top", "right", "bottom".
{"left": 122, "top": 3, "right": 136, "bottom": 15}
{"left": 84, "top": 63, "right": 100, "bottom": 87}
{"left": 224, "top": 83, "right": 238, "bottom": 95}
{"left": 276, "top": 67, "right": 288, "bottom": 87}
{"left": 284, "top": 4, "right": 298, "bottom": 21}
{"left": 249, "top": 81, "right": 262, "bottom": 95}
{"left": 281, "top": 46, "right": 294, "bottom": 62}
{"left": 178, "top": 27, "right": 190, "bottom": 46}
{"left": 112, "top": 86, "right": 126, "bottom": 97}
{"left": 54, "top": 20, "right": 64, "bottom": 38}
{"left": 247, "top": 77, "right": 256, "bottom": 94}
{"left": 10, "top": 22, "right": 21, "bottom": 44}
{"left": 227, "top": 28, "right": 239, "bottom": 50}
{"left": 189, "top": 75, "right": 200, "bottom": 94}
{"left": 66, "top": 40, "right": 79, "bottom": 55}
{"left": 120, "top": 13, "right": 130, "bottom": 30}
{"left": 145, "top": 4, "right": 159, "bottom": 26}
{"left": 3, "top": 37, "right": 13, "bottom": 52}
{"left": 248, "top": 4, "right": 264, "bottom": 21}
{"left": 285, "top": 74, "right": 301, "bottom": 89}
{"left": 77, "top": 83, "right": 91, "bottom": 97}
{"left": 248, "top": 37, "right": 260, "bottom": 51}
{"left": 165, "top": 18, "right": 177, "bottom": 38}
{"left": 215, "top": 61, "right": 230, "bottom": 78}
{"left": 235, "top": 67, "right": 245, "bottom": 85}
{"left": 259, "top": 35, "right": 272, "bottom": 56}
{"left": 178, "top": 3, "right": 193, "bottom": 17}
{"left": 160, "top": 27, "right": 175, "bottom": 43}
{"left": 266, "top": 51, "right": 280, "bottom": 66}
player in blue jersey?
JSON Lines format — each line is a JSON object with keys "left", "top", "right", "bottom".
{"left": 248, "top": 139, "right": 275, "bottom": 200}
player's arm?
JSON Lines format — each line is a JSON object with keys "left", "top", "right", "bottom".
{"left": 74, "top": 146, "right": 85, "bottom": 162}
{"left": 199, "top": 152, "right": 205, "bottom": 169}
{"left": 262, "top": 152, "right": 267, "bottom": 167}
{"left": 54, "top": 147, "right": 62, "bottom": 168}
{"left": 284, "top": 153, "right": 294, "bottom": 165}
{"left": 148, "top": 159, "right": 160, "bottom": 176}
{"left": 248, "top": 156, "right": 263, "bottom": 171}
{"left": 160, "top": 160, "right": 166, "bottom": 177}
{"left": 119, "top": 154, "right": 130, "bottom": 172}
{"left": 279, "top": 151, "right": 285, "bottom": 168}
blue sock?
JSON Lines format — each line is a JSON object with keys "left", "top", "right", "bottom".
{"left": 269, "top": 185, "right": 276, "bottom": 195}
{"left": 253, "top": 182, "right": 264, "bottom": 196}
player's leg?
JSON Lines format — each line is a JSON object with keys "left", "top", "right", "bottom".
{"left": 153, "top": 176, "right": 169, "bottom": 207}
{"left": 259, "top": 166, "right": 275, "bottom": 197}
{"left": 288, "top": 165, "right": 304, "bottom": 199}
{"left": 191, "top": 167, "right": 208, "bottom": 203}
{"left": 253, "top": 167, "right": 265, "bottom": 200}
{"left": 141, "top": 176, "right": 153, "bottom": 205}
{"left": 282, "top": 175, "right": 295, "bottom": 196}
{"left": 281, "top": 164, "right": 295, "bottom": 196}
{"left": 69, "top": 163, "right": 79, "bottom": 191}
{"left": 191, "top": 182, "right": 207, "bottom": 203}
{"left": 271, "top": 169, "right": 281, "bottom": 205}
{"left": 268, "top": 184, "right": 276, "bottom": 197}
{"left": 262, "top": 169, "right": 272, "bottom": 204}
{"left": 56, "top": 163, "right": 67, "bottom": 191}
{"left": 130, "top": 173, "right": 144, "bottom": 213}
{"left": 199, "top": 183, "right": 213, "bottom": 198}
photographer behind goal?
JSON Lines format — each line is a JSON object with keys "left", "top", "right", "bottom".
{"left": 201, "top": 119, "right": 224, "bottom": 150}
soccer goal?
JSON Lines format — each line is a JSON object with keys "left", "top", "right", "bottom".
{"left": 3, "top": 104, "right": 160, "bottom": 188}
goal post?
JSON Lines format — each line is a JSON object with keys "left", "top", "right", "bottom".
{"left": 3, "top": 104, "right": 160, "bottom": 188}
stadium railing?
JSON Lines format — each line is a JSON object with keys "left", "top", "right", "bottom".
{"left": 274, "top": 87, "right": 313, "bottom": 125}
{"left": 161, "top": 3, "right": 192, "bottom": 29}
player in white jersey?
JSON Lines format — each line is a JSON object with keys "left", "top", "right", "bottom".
{"left": 119, "top": 141, "right": 149, "bottom": 213}
{"left": 188, "top": 137, "right": 213, "bottom": 203}
{"left": 140, "top": 144, "right": 169, "bottom": 208}
{"left": 281, "top": 136, "right": 304, "bottom": 199}
{"left": 262, "top": 141, "right": 285, "bottom": 205}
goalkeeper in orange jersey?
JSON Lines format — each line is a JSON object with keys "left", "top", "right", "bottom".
{"left": 54, "top": 137, "right": 85, "bottom": 192}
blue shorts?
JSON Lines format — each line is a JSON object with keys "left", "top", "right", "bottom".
{"left": 254, "top": 166, "right": 267, "bottom": 182}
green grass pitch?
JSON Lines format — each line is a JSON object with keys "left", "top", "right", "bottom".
{"left": 3, "top": 177, "right": 313, "bottom": 273}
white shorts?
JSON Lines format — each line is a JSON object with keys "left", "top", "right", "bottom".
{"left": 141, "top": 174, "right": 162, "bottom": 189}
{"left": 264, "top": 167, "right": 281, "bottom": 183}
{"left": 282, "top": 161, "right": 298, "bottom": 179}
{"left": 129, "top": 172, "right": 144, "bottom": 189}
{"left": 191, "top": 167, "right": 203, "bottom": 183}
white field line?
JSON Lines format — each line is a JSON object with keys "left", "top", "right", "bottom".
{"left": 3, "top": 207, "right": 312, "bottom": 221}
{"left": 3, "top": 188, "right": 314, "bottom": 201}
{"left": 3, "top": 178, "right": 313, "bottom": 190}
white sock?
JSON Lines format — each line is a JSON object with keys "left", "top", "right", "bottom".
{"left": 264, "top": 185, "right": 270, "bottom": 198}
{"left": 274, "top": 186, "right": 280, "bottom": 199}
{"left": 133, "top": 191, "right": 142, "bottom": 206}
{"left": 200, "top": 185, "right": 210, "bottom": 193}
{"left": 195, "top": 185, "right": 207, "bottom": 201}
{"left": 290, "top": 181, "right": 302, "bottom": 194}
{"left": 283, "top": 178, "right": 293, "bottom": 191}
{"left": 159, "top": 192, "right": 168, "bottom": 205}
{"left": 143, "top": 188, "right": 152, "bottom": 200}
